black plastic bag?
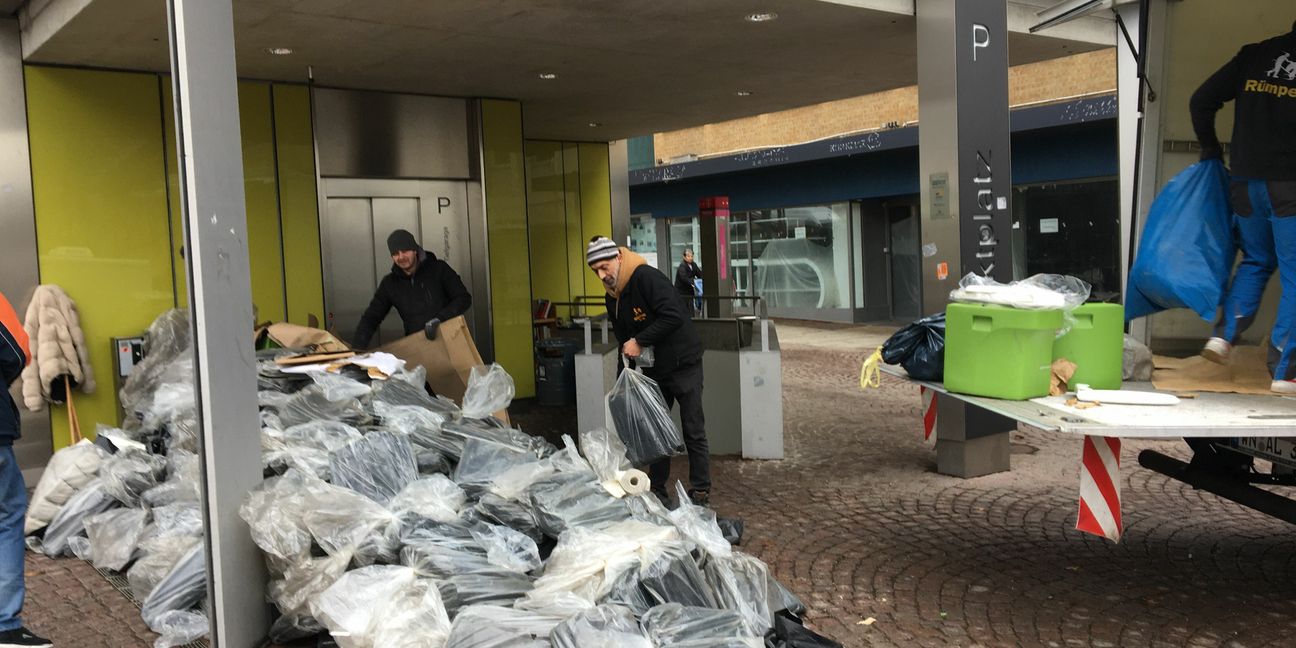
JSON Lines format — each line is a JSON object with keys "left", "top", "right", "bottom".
{"left": 764, "top": 614, "right": 843, "bottom": 648}
{"left": 717, "top": 517, "right": 744, "bottom": 546}
{"left": 881, "top": 313, "right": 945, "bottom": 381}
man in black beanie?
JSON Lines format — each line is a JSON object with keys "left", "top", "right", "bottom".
{"left": 352, "top": 229, "right": 472, "bottom": 348}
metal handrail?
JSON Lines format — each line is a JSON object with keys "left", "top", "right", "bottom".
{"left": 693, "top": 294, "right": 768, "bottom": 319}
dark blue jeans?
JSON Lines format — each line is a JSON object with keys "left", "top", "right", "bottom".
{"left": 0, "top": 445, "right": 26, "bottom": 631}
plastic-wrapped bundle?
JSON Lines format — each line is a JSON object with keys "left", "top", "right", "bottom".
{"left": 329, "top": 431, "right": 419, "bottom": 504}
{"left": 578, "top": 428, "right": 632, "bottom": 484}
{"left": 517, "top": 520, "right": 678, "bottom": 615}
{"left": 119, "top": 310, "right": 192, "bottom": 427}
{"left": 550, "top": 604, "right": 652, "bottom": 648}
{"left": 702, "top": 553, "right": 774, "bottom": 637}
{"left": 638, "top": 543, "right": 719, "bottom": 609}
{"left": 667, "top": 481, "right": 732, "bottom": 559}
{"left": 277, "top": 384, "right": 370, "bottom": 428}
{"left": 41, "top": 478, "right": 120, "bottom": 557}
{"left": 437, "top": 418, "right": 553, "bottom": 463}
{"left": 128, "top": 535, "right": 201, "bottom": 601}
{"left": 24, "top": 438, "right": 103, "bottom": 535}
{"left": 84, "top": 508, "right": 150, "bottom": 571}
{"left": 258, "top": 389, "right": 295, "bottom": 409}
{"left": 262, "top": 420, "right": 363, "bottom": 479}
{"left": 301, "top": 484, "right": 399, "bottom": 566}
{"left": 372, "top": 401, "right": 450, "bottom": 450}
{"left": 528, "top": 471, "right": 631, "bottom": 537}
{"left": 461, "top": 363, "right": 515, "bottom": 420}
{"left": 641, "top": 603, "right": 761, "bottom": 648}
{"left": 441, "top": 570, "right": 534, "bottom": 613}
{"left": 469, "top": 523, "right": 541, "bottom": 574}
{"left": 766, "top": 574, "right": 807, "bottom": 619}
{"left": 238, "top": 469, "right": 319, "bottom": 564}
{"left": 605, "top": 369, "right": 685, "bottom": 466}
{"left": 467, "top": 493, "right": 543, "bottom": 543}
{"left": 307, "top": 370, "right": 373, "bottom": 402}
{"left": 415, "top": 448, "right": 452, "bottom": 476}
{"left": 444, "top": 605, "right": 564, "bottom": 648}
{"left": 100, "top": 450, "right": 167, "bottom": 507}
{"left": 67, "top": 536, "right": 92, "bottom": 561}
{"left": 142, "top": 451, "right": 201, "bottom": 507}
{"left": 141, "top": 381, "right": 196, "bottom": 433}
{"left": 371, "top": 376, "right": 459, "bottom": 418}
{"left": 398, "top": 524, "right": 496, "bottom": 578}
{"left": 141, "top": 544, "right": 207, "bottom": 631}
{"left": 601, "top": 567, "right": 654, "bottom": 617}
{"left": 266, "top": 552, "right": 350, "bottom": 639}
{"left": 147, "top": 503, "right": 205, "bottom": 539}
{"left": 388, "top": 475, "right": 466, "bottom": 525}
{"left": 311, "top": 565, "right": 451, "bottom": 648}
{"left": 454, "top": 438, "right": 542, "bottom": 496}
{"left": 150, "top": 610, "right": 209, "bottom": 648}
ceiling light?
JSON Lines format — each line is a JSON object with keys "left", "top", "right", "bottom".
{"left": 588, "top": 122, "right": 602, "bottom": 128}
{"left": 538, "top": 72, "right": 558, "bottom": 80}
{"left": 266, "top": 47, "right": 293, "bottom": 56}
{"left": 745, "top": 12, "right": 778, "bottom": 22}
{"left": 735, "top": 90, "right": 753, "bottom": 97}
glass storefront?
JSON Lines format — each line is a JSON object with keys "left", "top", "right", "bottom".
{"left": 1012, "top": 178, "right": 1121, "bottom": 301}
{"left": 731, "top": 204, "right": 852, "bottom": 310}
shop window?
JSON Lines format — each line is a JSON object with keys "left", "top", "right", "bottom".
{"left": 1013, "top": 178, "right": 1121, "bottom": 301}
{"left": 735, "top": 203, "right": 852, "bottom": 309}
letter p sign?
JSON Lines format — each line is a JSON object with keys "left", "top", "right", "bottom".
{"left": 972, "top": 23, "right": 990, "bottom": 61}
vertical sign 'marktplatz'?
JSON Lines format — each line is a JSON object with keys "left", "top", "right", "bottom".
{"left": 955, "top": 0, "right": 1012, "bottom": 282}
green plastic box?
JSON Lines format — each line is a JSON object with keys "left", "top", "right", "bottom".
{"left": 1052, "top": 303, "right": 1124, "bottom": 390}
{"left": 944, "top": 303, "right": 1063, "bottom": 400}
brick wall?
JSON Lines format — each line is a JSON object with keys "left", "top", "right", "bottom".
{"left": 653, "top": 49, "right": 1116, "bottom": 163}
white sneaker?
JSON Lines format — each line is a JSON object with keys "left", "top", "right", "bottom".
{"left": 1272, "top": 380, "right": 1296, "bottom": 395}
{"left": 1202, "top": 337, "right": 1232, "bottom": 365}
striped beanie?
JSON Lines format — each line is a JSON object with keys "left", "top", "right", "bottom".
{"left": 586, "top": 236, "right": 620, "bottom": 265}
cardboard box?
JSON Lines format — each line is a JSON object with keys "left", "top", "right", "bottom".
{"left": 379, "top": 316, "right": 508, "bottom": 422}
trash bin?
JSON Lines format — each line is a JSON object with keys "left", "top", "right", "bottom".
{"left": 535, "top": 338, "right": 580, "bottom": 407}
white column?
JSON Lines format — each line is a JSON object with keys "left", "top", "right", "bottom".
{"left": 166, "top": 0, "right": 268, "bottom": 644}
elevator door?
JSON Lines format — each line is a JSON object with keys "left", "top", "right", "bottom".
{"left": 321, "top": 179, "right": 482, "bottom": 349}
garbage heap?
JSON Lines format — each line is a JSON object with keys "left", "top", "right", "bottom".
{"left": 24, "top": 309, "right": 840, "bottom": 648}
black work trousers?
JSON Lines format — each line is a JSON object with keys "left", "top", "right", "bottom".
{"left": 646, "top": 361, "right": 710, "bottom": 497}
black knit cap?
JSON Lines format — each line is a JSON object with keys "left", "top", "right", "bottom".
{"left": 387, "top": 229, "right": 419, "bottom": 254}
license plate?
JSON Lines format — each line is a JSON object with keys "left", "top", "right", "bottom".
{"left": 1231, "top": 437, "right": 1296, "bottom": 469}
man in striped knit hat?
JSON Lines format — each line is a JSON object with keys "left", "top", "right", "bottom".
{"left": 587, "top": 236, "right": 711, "bottom": 507}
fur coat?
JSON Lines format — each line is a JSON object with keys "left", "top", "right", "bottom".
{"left": 21, "top": 284, "right": 95, "bottom": 411}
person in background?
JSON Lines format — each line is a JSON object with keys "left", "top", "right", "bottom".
{"left": 1, "top": 290, "right": 53, "bottom": 648}
{"left": 587, "top": 236, "right": 711, "bottom": 506}
{"left": 1191, "top": 20, "right": 1296, "bottom": 394}
{"left": 353, "top": 229, "right": 472, "bottom": 349}
{"left": 674, "top": 249, "right": 703, "bottom": 314}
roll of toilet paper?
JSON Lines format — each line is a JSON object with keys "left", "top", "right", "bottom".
{"left": 617, "top": 469, "right": 650, "bottom": 496}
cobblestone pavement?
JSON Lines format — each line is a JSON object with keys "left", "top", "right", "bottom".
{"left": 20, "top": 323, "right": 1296, "bottom": 647}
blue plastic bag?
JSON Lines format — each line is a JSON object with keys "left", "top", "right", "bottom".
{"left": 1126, "top": 159, "right": 1234, "bottom": 321}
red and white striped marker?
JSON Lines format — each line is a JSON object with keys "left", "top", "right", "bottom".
{"left": 920, "top": 386, "right": 937, "bottom": 445}
{"left": 1076, "top": 435, "right": 1122, "bottom": 542}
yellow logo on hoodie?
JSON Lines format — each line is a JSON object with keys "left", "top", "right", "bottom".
{"left": 633, "top": 307, "right": 647, "bottom": 322}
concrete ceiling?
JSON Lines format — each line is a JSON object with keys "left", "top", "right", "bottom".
{"left": 19, "top": 0, "right": 1112, "bottom": 141}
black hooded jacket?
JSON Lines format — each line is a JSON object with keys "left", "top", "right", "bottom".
{"left": 1190, "top": 27, "right": 1296, "bottom": 179}
{"left": 353, "top": 250, "right": 472, "bottom": 348}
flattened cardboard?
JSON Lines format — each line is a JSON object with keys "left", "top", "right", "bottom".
{"left": 1152, "top": 346, "right": 1274, "bottom": 396}
{"left": 378, "top": 315, "right": 509, "bottom": 422}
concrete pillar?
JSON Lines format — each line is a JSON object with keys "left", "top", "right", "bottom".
{"left": 166, "top": 0, "right": 268, "bottom": 643}
{"left": 934, "top": 392, "right": 1012, "bottom": 478}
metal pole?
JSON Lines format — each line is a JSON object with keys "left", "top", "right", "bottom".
{"left": 166, "top": 0, "right": 268, "bottom": 644}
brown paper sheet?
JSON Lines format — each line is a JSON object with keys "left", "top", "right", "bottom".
{"left": 1151, "top": 345, "right": 1274, "bottom": 396}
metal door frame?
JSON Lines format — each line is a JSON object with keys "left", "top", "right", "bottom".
{"left": 884, "top": 200, "right": 921, "bottom": 320}
{"left": 319, "top": 178, "right": 491, "bottom": 357}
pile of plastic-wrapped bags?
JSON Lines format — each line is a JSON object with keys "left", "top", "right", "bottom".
{"left": 23, "top": 309, "right": 840, "bottom": 648}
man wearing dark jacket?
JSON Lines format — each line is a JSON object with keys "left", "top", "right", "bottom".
{"left": 587, "top": 236, "right": 711, "bottom": 506}
{"left": 1, "top": 290, "right": 52, "bottom": 648}
{"left": 353, "top": 229, "right": 472, "bottom": 349}
{"left": 1190, "top": 21, "right": 1296, "bottom": 393}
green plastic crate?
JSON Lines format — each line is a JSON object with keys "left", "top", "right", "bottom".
{"left": 1052, "top": 303, "right": 1124, "bottom": 390}
{"left": 944, "top": 303, "right": 1063, "bottom": 400}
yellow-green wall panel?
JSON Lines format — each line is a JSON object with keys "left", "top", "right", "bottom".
{"left": 525, "top": 140, "right": 571, "bottom": 317}
{"left": 481, "top": 100, "right": 535, "bottom": 398}
{"left": 238, "top": 82, "right": 286, "bottom": 323}
{"left": 273, "top": 84, "right": 325, "bottom": 327}
{"left": 561, "top": 144, "right": 586, "bottom": 307}
{"left": 25, "top": 67, "right": 175, "bottom": 450}
{"left": 578, "top": 143, "right": 612, "bottom": 307}
{"left": 162, "top": 83, "right": 186, "bottom": 309}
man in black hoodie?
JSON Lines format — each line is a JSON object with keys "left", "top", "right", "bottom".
{"left": 352, "top": 229, "right": 472, "bottom": 349}
{"left": 1190, "top": 21, "right": 1296, "bottom": 393}
{"left": 588, "top": 236, "right": 711, "bottom": 506}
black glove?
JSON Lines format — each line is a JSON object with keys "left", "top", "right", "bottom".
{"left": 1199, "top": 146, "right": 1223, "bottom": 162}
{"left": 424, "top": 318, "right": 442, "bottom": 340}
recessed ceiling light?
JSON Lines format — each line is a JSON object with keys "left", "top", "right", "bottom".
{"left": 588, "top": 122, "right": 602, "bottom": 128}
{"left": 735, "top": 90, "right": 753, "bottom": 97}
{"left": 745, "top": 12, "right": 778, "bottom": 22}
{"left": 538, "top": 72, "right": 558, "bottom": 80}
{"left": 266, "top": 47, "right": 293, "bottom": 56}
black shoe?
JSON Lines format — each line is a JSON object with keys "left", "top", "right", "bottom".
{"left": 0, "top": 627, "right": 53, "bottom": 648}
{"left": 688, "top": 489, "right": 710, "bottom": 507}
